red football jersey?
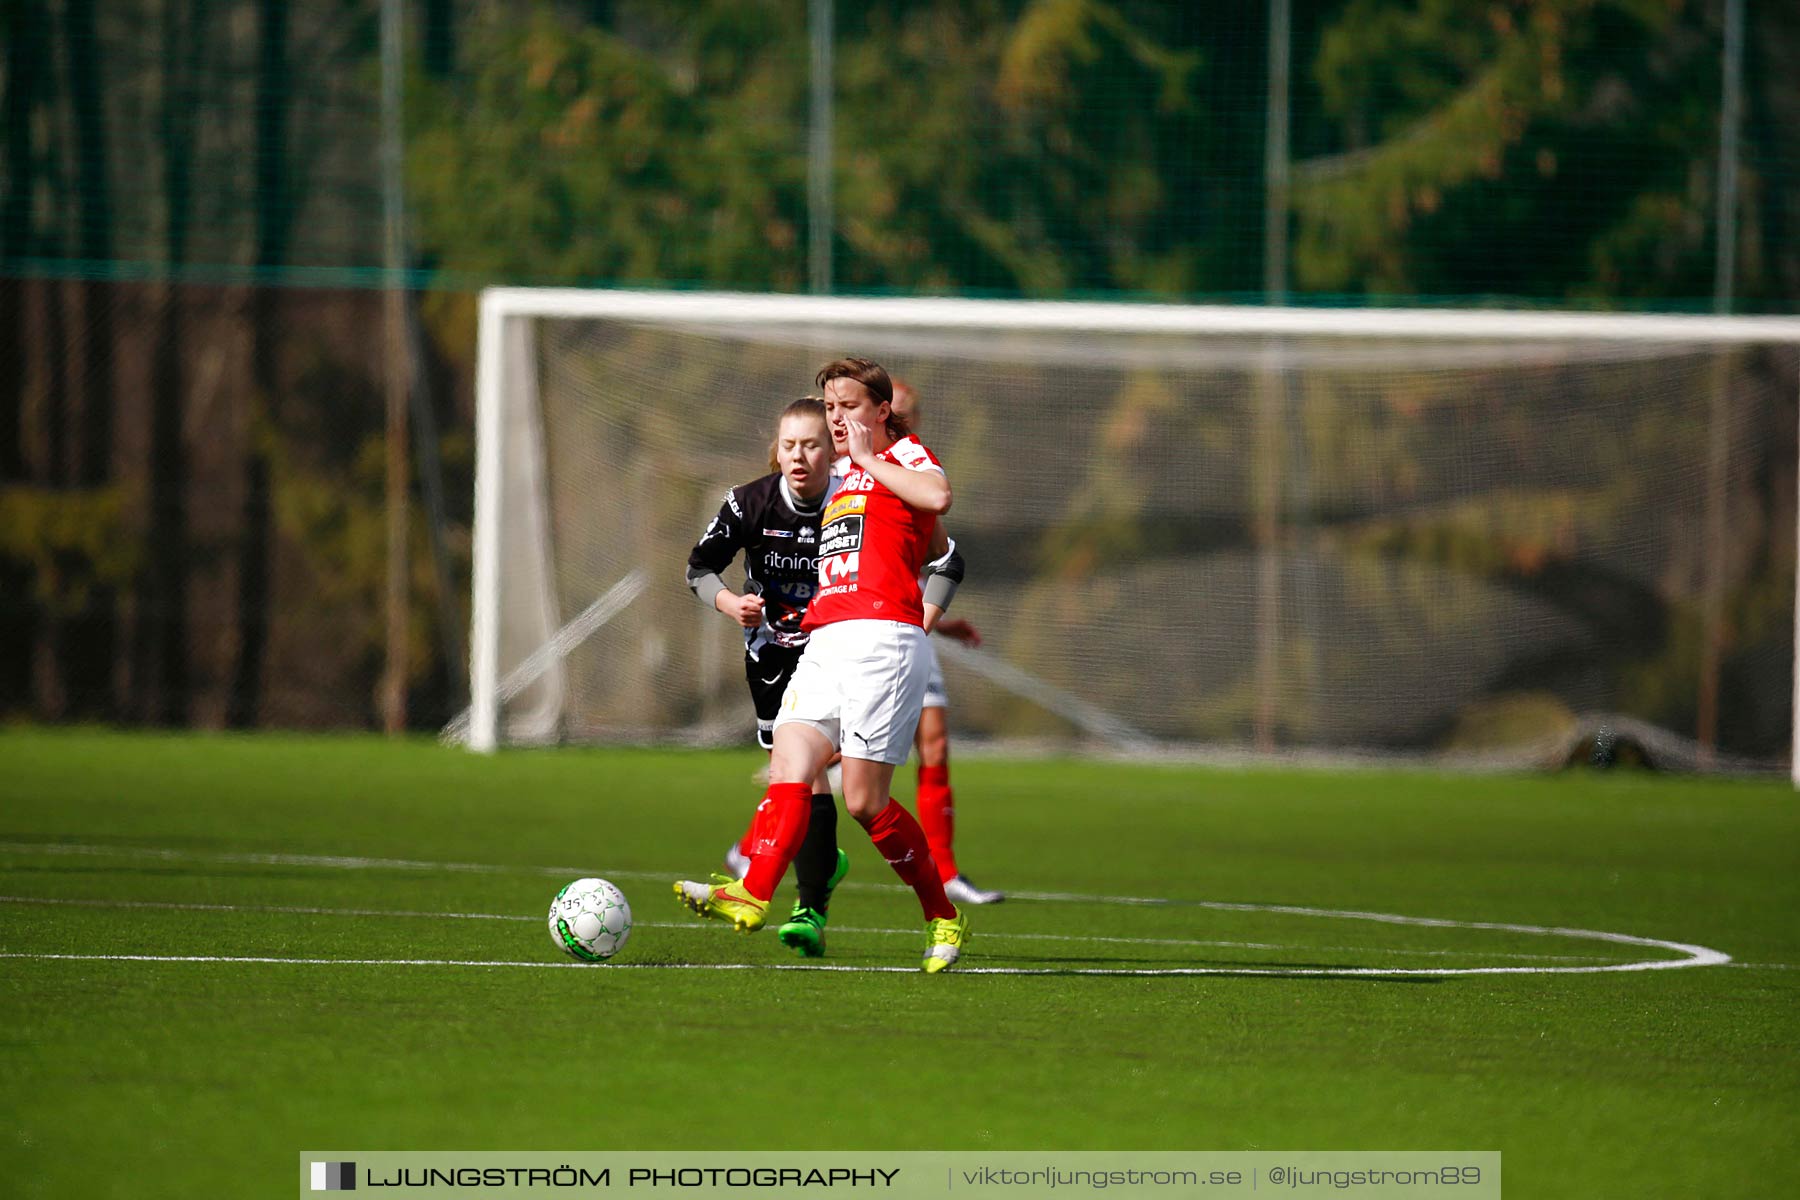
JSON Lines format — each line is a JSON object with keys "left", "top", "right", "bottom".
{"left": 803, "top": 436, "right": 944, "bottom": 630}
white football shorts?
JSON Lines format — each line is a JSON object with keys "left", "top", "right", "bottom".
{"left": 774, "top": 619, "right": 931, "bottom": 765}
{"left": 922, "top": 638, "right": 948, "bottom": 711}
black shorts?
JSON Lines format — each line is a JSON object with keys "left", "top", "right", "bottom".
{"left": 745, "top": 643, "right": 805, "bottom": 751}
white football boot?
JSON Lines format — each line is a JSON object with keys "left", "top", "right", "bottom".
{"left": 943, "top": 873, "right": 1005, "bottom": 906}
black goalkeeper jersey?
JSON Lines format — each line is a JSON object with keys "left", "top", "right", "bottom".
{"left": 686, "top": 472, "right": 824, "bottom": 656}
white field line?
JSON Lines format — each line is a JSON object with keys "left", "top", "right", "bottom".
{"left": 0, "top": 894, "right": 1617, "bottom": 964}
{"left": 0, "top": 841, "right": 592, "bottom": 878}
{"left": 0, "top": 841, "right": 1732, "bottom": 978}
{"left": 0, "top": 951, "right": 1770, "bottom": 978}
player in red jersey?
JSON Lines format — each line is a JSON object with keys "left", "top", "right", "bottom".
{"left": 676, "top": 358, "right": 969, "bottom": 972}
{"left": 707, "top": 399, "right": 963, "bottom": 958}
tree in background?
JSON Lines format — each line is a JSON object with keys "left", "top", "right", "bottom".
{"left": 409, "top": 1, "right": 810, "bottom": 291}
{"left": 832, "top": 1, "right": 1242, "bottom": 297}
{"left": 1294, "top": 0, "right": 1794, "bottom": 308}
{"left": 60, "top": 0, "right": 122, "bottom": 718}
{"left": 136, "top": 0, "right": 207, "bottom": 726}
{"left": 228, "top": 0, "right": 292, "bottom": 728}
{"left": 0, "top": 0, "right": 47, "bottom": 711}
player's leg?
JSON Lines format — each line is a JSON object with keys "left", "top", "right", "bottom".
{"left": 724, "top": 767, "right": 760, "bottom": 878}
{"left": 915, "top": 648, "right": 1004, "bottom": 905}
{"left": 771, "top": 634, "right": 846, "bottom": 940}
{"left": 676, "top": 721, "right": 834, "bottom": 931}
{"left": 836, "top": 625, "right": 948, "bottom": 917}
{"left": 725, "top": 646, "right": 796, "bottom": 876}
{"left": 728, "top": 645, "right": 844, "bottom": 916}
{"left": 729, "top": 761, "right": 839, "bottom": 898}
{"left": 844, "top": 759, "right": 967, "bottom": 973}
{"left": 790, "top": 763, "right": 842, "bottom": 912}
{"left": 840, "top": 757, "right": 952, "bottom": 921}
{"left": 775, "top": 761, "right": 847, "bottom": 958}
{"left": 747, "top": 720, "right": 835, "bottom": 888}
{"left": 677, "top": 640, "right": 839, "bottom": 932}
{"left": 913, "top": 702, "right": 957, "bottom": 879}
{"left": 837, "top": 623, "right": 966, "bottom": 972}
{"left": 744, "top": 639, "right": 846, "bottom": 903}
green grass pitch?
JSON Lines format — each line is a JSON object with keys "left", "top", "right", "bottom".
{"left": 2, "top": 729, "right": 1796, "bottom": 1198}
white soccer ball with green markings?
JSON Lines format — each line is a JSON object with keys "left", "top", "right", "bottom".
{"left": 548, "top": 878, "right": 632, "bottom": 962}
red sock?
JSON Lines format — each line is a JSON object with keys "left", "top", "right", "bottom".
{"left": 737, "top": 759, "right": 784, "bottom": 856}
{"left": 916, "top": 763, "right": 958, "bottom": 882}
{"left": 860, "top": 799, "right": 955, "bottom": 921}
{"left": 744, "top": 782, "right": 811, "bottom": 900}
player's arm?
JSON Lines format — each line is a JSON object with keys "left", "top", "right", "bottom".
{"left": 926, "top": 520, "right": 949, "bottom": 560}
{"left": 932, "top": 615, "right": 981, "bottom": 645}
{"left": 865, "top": 457, "right": 950, "bottom": 513}
{"left": 845, "top": 423, "right": 951, "bottom": 513}
{"left": 921, "top": 534, "right": 966, "bottom": 636}
{"left": 685, "top": 491, "right": 764, "bottom": 629}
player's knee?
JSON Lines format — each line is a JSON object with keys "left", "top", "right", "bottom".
{"left": 768, "top": 735, "right": 822, "bottom": 785}
{"left": 845, "top": 792, "right": 888, "bottom": 825}
{"left": 766, "top": 719, "right": 835, "bottom": 784}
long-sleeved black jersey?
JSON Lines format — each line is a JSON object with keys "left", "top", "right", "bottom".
{"left": 686, "top": 473, "right": 824, "bottom": 656}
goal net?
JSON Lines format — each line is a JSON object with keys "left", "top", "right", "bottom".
{"left": 462, "top": 290, "right": 1800, "bottom": 774}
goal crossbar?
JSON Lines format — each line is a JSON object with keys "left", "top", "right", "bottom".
{"left": 479, "top": 287, "right": 1800, "bottom": 343}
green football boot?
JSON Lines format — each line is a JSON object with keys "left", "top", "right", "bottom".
{"left": 777, "top": 904, "right": 828, "bottom": 958}
{"left": 824, "top": 847, "right": 850, "bottom": 897}
{"left": 776, "top": 849, "right": 851, "bottom": 958}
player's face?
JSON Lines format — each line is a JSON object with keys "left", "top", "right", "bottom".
{"left": 777, "top": 413, "right": 832, "bottom": 500}
{"left": 823, "top": 377, "right": 890, "bottom": 451}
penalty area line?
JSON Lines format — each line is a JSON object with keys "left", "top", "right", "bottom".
{"left": 0, "top": 949, "right": 1730, "bottom": 979}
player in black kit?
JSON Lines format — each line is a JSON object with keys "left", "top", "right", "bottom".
{"left": 685, "top": 397, "right": 847, "bottom": 956}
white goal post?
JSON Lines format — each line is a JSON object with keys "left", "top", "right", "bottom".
{"left": 466, "top": 287, "right": 1800, "bottom": 779}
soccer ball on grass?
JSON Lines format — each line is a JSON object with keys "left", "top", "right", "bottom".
{"left": 548, "top": 878, "right": 632, "bottom": 962}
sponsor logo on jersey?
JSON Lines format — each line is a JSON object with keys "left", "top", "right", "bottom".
{"left": 769, "top": 580, "right": 814, "bottom": 610}
{"left": 700, "top": 515, "right": 728, "bottom": 543}
{"left": 890, "top": 437, "right": 937, "bottom": 471}
{"left": 762, "top": 551, "right": 816, "bottom": 574}
{"left": 798, "top": 528, "right": 817, "bottom": 542}
{"left": 724, "top": 490, "right": 743, "bottom": 517}
{"left": 819, "top": 551, "right": 860, "bottom": 585}
{"left": 819, "top": 515, "right": 862, "bottom": 559}
{"left": 823, "top": 492, "right": 867, "bottom": 523}
{"left": 762, "top": 528, "right": 796, "bottom": 538}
